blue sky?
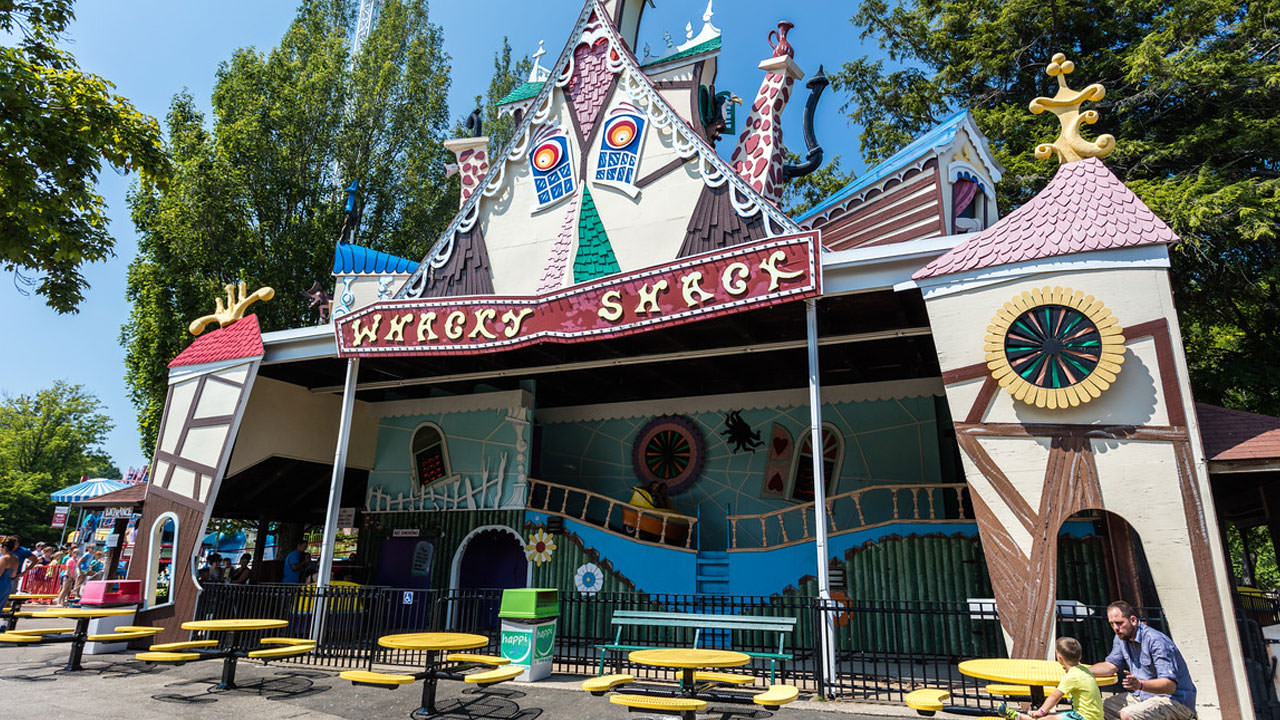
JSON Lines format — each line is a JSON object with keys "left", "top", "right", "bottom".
{"left": 2, "top": 1, "right": 885, "bottom": 476}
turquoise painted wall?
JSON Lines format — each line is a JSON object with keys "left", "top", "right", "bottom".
{"left": 366, "top": 406, "right": 530, "bottom": 511}
{"left": 537, "top": 396, "right": 943, "bottom": 548}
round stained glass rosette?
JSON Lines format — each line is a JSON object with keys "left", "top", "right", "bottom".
{"left": 631, "top": 415, "right": 705, "bottom": 494}
{"left": 984, "top": 287, "right": 1126, "bottom": 409}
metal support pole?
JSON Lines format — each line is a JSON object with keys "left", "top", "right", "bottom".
{"left": 805, "top": 299, "right": 837, "bottom": 693}
{"left": 314, "top": 358, "right": 360, "bottom": 642}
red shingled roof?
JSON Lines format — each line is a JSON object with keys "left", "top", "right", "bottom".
{"left": 1197, "top": 402, "right": 1280, "bottom": 463}
{"left": 168, "top": 314, "right": 264, "bottom": 368}
{"left": 913, "top": 157, "right": 1179, "bottom": 280}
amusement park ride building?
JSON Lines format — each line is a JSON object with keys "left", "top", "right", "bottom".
{"left": 121, "top": 2, "right": 1258, "bottom": 717}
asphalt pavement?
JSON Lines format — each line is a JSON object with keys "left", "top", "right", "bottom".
{"left": 0, "top": 622, "right": 920, "bottom": 720}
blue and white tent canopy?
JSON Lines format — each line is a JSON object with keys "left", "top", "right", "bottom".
{"left": 50, "top": 478, "right": 128, "bottom": 503}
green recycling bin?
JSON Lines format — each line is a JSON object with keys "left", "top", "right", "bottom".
{"left": 499, "top": 588, "right": 558, "bottom": 681}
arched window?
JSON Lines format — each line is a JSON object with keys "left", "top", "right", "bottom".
{"left": 951, "top": 168, "right": 989, "bottom": 233}
{"left": 412, "top": 423, "right": 450, "bottom": 485}
{"left": 146, "top": 514, "right": 177, "bottom": 608}
{"left": 790, "top": 424, "right": 842, "bottom": 502}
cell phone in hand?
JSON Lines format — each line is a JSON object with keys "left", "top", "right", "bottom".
{"left": 1116, "top": 669, "right": 1128, "bottom": 686}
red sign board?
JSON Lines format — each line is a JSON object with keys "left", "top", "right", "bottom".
{"left": 335, "top": 232, "right": 820, "bottom": 357}
{"left": 51, "top": 505, "right": 69, "bottom": 529}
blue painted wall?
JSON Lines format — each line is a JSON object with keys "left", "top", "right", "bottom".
{"left": 367, "top": 405, "right": 530, "bottom": 510}
{"left": 538, "top": 395, "right": 944, "bottom": 548}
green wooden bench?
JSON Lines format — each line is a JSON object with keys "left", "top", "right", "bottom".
{"left": 595, "top": 610, "right": 797, "bottom": 682}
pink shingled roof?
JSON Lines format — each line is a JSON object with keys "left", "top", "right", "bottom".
{"left": 913, "top": 157, "right": 1179, "bottom": 280}
{"left": 168, "top": 314, "right": 264, "bottom": 368}
{"left": 1196, "top": 402, "right": 1280, "bottom": 463}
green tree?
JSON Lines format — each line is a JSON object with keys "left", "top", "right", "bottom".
{"left": 782, "top": 154, "right": 856, "bottom": 216}
{"left": 835, "top": 0, "right": 1280, "bottom": 414}
{"left": 0, "top": 381, "right": 115, "bottom": 543}
{"left": 122, "top": 0, "right": 455, "bottom": 453}
{"left": 473, "top": 37, "right": 533, "bottom": 152}
{"left": 0, "top": 0, "right": 168, "bottom": 313}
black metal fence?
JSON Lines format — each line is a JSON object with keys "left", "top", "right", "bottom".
{"left": 195, "top": 584, "right": 1277, "bottom": 716}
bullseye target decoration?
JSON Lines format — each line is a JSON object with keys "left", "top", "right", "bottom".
{"left": 594, "top": 102, "right": 647, "bottom": 197}
{"left": 528, "top": 126, "right": 575, "bottom": 211}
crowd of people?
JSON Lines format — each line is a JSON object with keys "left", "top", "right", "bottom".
{"left": 0, "top": 535, "right": 112, "bottom": 628}
{"left": 196, "top": 551, "right": 253, "bottom": 584}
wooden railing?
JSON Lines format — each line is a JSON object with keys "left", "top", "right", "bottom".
{"left": 727, "top": 483, "right": 970, "bottom": 551}
{"left": 525, "top": 478, "right": 699, "bottom": 550}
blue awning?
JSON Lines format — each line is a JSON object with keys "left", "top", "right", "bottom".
{"left": 50, "top": 478, "right": 128, "bottom": 503}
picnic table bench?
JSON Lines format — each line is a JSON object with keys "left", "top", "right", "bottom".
{"left": 596, "top": 610, "right": 796, "bottom": 682}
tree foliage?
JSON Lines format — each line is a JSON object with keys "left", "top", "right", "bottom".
{"left": 835, "top": 0, "right": 1280, "bottom": 414}
{"left": 782, "top": 154, "right": 856, "bottom": 216}
{"left": 0, "top": 0, "right": 168, "bottom": 312}
{"left": 0, "top": 381, "right": 117, "bottom": 543}
{"left": 122, "top": 0, "right": 455, "bottom": 453}
{"left": 474, "top": 37, "right": 533, "bottom": 153}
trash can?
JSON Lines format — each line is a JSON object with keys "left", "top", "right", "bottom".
{"left": 498, "top": 588, "right": 558, "bottom": 681}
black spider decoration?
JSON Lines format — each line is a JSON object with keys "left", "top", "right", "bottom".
{"left": 721, "top": 410, "right": 763, "bottom": 453}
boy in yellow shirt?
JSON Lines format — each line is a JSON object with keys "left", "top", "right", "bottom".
{"left": 1000, "top": 636, "right": 1103, "bottom": 720}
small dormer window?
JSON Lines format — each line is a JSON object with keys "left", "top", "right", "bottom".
{"left": 952, "top": 170, "right": 988, "bottom": 233}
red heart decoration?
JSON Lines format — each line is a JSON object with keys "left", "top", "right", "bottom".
{"left": 772, "top": 436, "right": 789, "bottom": 456}
{"left": 767, "top": 472, "right": 783, "bottom": 491}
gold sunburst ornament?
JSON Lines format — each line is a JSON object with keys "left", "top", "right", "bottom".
{"left": 984, "top": 287, "right": 1126, "bottom": 409}
{"left": 1029, "top": 53, "right": 1115, "bottom": 163}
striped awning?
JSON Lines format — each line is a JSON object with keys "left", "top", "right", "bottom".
{"left": 50, "top": 478, "right": 129, "bottom": 503}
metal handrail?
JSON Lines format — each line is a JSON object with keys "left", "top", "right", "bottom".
{"left": 727, "top": 483, "right": 970, "bottom": 551}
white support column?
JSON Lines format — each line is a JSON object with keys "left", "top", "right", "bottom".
{"left": 805, "top": 299, "right": 837, "bottom": 692}
{"left": 317, "top": 358, "right": 360, "bottom": 588}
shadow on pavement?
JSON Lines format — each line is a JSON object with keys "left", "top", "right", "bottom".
{"left": 409, "top": 686, "right": 543, "bottom": 720}
{"left": 150, "top": 668, "right": 334, "bottom": 704}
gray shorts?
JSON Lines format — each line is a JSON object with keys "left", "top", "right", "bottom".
{"left": 1103, "top": 693, "right": 1196, "bottom": 720}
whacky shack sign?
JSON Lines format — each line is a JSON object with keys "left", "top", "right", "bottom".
{"left": 335, "top": 232, "right": 820, "bottom": 357}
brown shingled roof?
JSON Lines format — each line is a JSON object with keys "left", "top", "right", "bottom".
{"left": 1196, "top": 402, "right": 1280, "bottom": 463}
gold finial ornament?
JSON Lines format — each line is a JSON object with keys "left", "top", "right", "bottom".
{"left": 1029, "top": 53, "right": 1115, "bottom": 163}
{"left": 189, "top": 282, "right": 275, "bottom": 336}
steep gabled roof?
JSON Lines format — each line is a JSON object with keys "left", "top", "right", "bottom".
{"left": 912, "top": 157, "right": 1179, "bottom": 280}
{"left": 397, "top": 0, "right": 798, "bottom": 300}
{"left": 168, "top": 314, "right": 265, "bottom": 368}
{"left": 797, "top": 110, "right": 1002, "bottom": 226}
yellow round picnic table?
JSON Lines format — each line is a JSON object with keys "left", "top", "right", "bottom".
{"left": 181, "top": 618, "right": 289, "bottom": 689}
{"left": 959, "top": 658, "right": 1117, "bottom": 707}
{"left": 378, "top": 632, "right": 489, "bottom": 651}
{"left": 28, "top": 607, "right": 140, "bottom": 671}
{"left": 629, "top": 648, "right": 750, "bottom": 669}
{"left": 376, "top": 633, "right": 491, "bottom": 718}
{"left": 182, "top": 618, "right": 288, "bottom": 632}
{"left": 630, "top": 648, "right": 751, "bottom": 698}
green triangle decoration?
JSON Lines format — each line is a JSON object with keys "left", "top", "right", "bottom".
{"left": 573, "top": 186, "right": 621, "bottom": 283}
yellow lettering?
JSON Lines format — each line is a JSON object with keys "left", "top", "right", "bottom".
{"left": 597, "top": 290, "right": 624, "bottom": 322}
{"left": 502, "top": 308, "right": 535, "bottom": 338}
{"left": 416, "top": 312, "right": 438, "bottom": 342}
{"left": 721, "top": 262, "right": 750, "bottom": 296}
{"left": 351, "top": 314, "right": 382, "bottom": 347}
{"left": 759, "top": 249, "right": 805, "bottom": 291}
{"left": 469, "top": 308, "right": 498, "bottom": 339}
{"left": 444, "top": 311, "right": 466, "bottom": 340}
{"left": 384, "top": 313, "right": 414, "bottom": 343}
{"left": 634, "top": 279, "right": 669, "bottom": 315}
{"left": 680, "top": 272, "right": 715, "bottom": 308}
